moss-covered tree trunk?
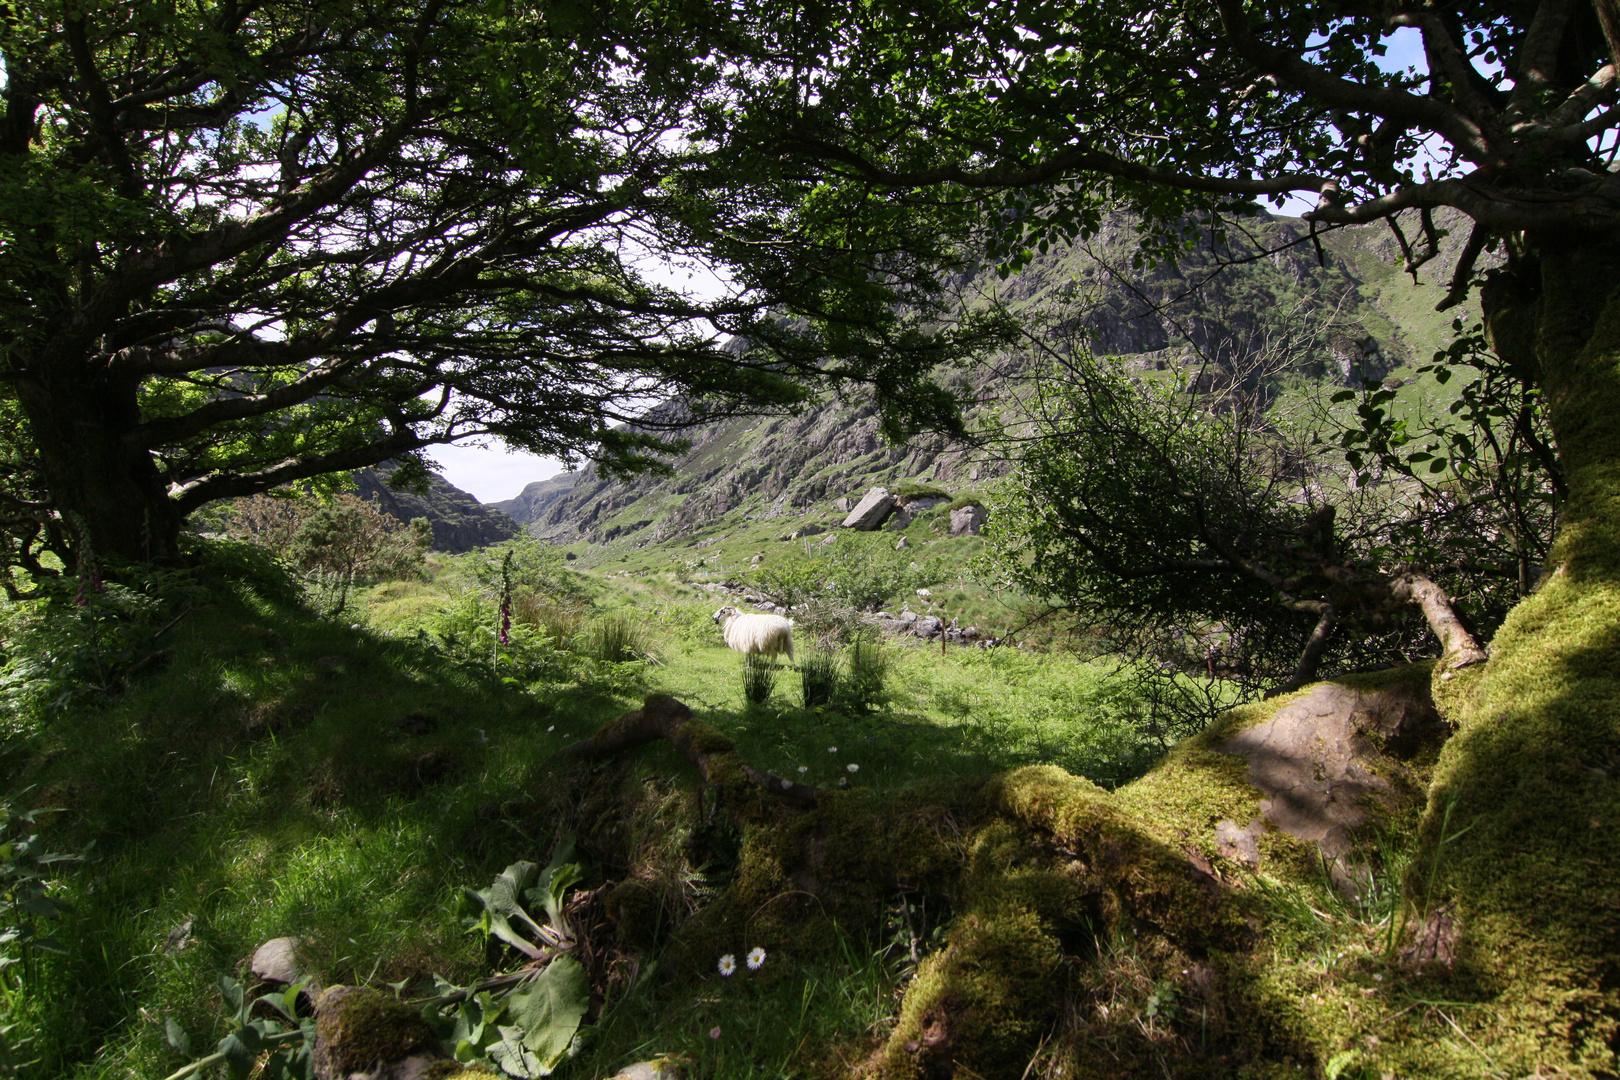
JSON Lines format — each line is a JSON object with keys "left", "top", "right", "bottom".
{"left": 1417, "top": 237, "right": 1620, "bottom": 1072}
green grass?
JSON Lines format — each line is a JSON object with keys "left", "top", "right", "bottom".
{"left": 0, "top": 549, "right": 1179, "bottom": 1078}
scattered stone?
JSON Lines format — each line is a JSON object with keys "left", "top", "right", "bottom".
{"left": 1213, "top": 819, "right": 1264, "bottom": 868}
{"left": 164, "top": 917, "right": 196, "bottom": 955}
{"left": 898, "top": 610, "right": 918, "bottom": 624}
{"left": 842, "top": 488, "right": 897, "bottom": 530}
{"left": 950, "top": 504, "right": 988, "bottom": 536}
{"left": 898, "top": 494, "right": 951, "bottom": 517}
{"left": 914, "top": 615, "right": 944, "bottom": 638}
{"left": 250, "top": 936, "right": 306, "bottom": 986}
{"left": 895, "top": 536, "right": 910, "bottom": 550}
{"left": 749, "top": 554, "right": 764, "bottom": 564}
{"left": 916, "top": 588, "right": 931, "bottom": 599}
{"left": 834, "top": 497, "right": 852, "bottom": 513}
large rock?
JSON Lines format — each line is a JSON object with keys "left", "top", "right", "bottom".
{"left": 841, "top": 488, "right": 897, "bottom": 530}
{"left": 950, "top": 504, "right": 987, "bottom": 536}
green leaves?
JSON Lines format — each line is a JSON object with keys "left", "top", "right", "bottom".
{"left": 451, "top": 840, "right": 591, "bottom": 1077}
{"left": 496, "top": 959, "right": 590, "bottom": 1075}
{"left": 460, "top": 842, "right": 580, "bottom": 961}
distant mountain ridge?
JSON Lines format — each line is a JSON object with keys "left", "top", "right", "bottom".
{"left": 355, "top": 463, "right": 519, "bottom": 553}
{"left": 491, "top": 210, "right": 1475, "bottom": 550}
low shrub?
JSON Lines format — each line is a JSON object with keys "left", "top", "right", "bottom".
{"left": 742, "top": 653, "right": 777, "bottom": 704}
{"left": 800, "top": 647, "right": 840, "bottom": 708}
{"left": 584, "top": 614, "right": 648, "bottom": 663}
{"left": 838, "top": 636, "right": 889, "bottom": 713}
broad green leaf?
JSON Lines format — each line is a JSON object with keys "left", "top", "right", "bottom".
{"left": 505, "top": 957, "right": 589, "bottom": 1069}
{"left": 488, "top": 1024, "right": 547, "bottom": 1079}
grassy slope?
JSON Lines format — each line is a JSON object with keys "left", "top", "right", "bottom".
{"left": 0, "top": 553, "right": 1162, "bottom": 1079}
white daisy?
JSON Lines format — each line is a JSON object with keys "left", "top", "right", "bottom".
{"left": 746, "top": 947, "right": 766, "bottom": 970}
{"left": 797, "top": 765, "right": 808, "bottom": 773}
{"left": 847, "top": 763, "right": 859, "bottom": 773}
{"left": 718, "top": 954, "right": 736, "bottom": 976}
{"left": 828, "top": 746, "right": 838, "bottom": 754}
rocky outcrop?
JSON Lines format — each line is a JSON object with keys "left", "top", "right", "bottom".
{"left": 490, "top": 472, "right": 578, "bottom": 526}
{"left": 842, "top": 488, "right": 898, "bottom": 530}
{"left": 496, "top": 209, "right": 1479, "bottom": 550}
{"left": 950, "top": 504, "right": 988, "bottom": 536}
{"left": 354, "top": 463, "right": 518, "bottom": 553}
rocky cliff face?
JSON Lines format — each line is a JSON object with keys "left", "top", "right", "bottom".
{"left": 498, "top": 211, "right": 1475, "bottom": 549}
{"left": 354, "top": 463, "right": 519, "bottom": 553}
{"left": 490, "top": 472, "right": 579, "bottom": 526}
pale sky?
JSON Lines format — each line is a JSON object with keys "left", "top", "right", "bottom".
{"left": 433, "top": 29, "right": 1432, "bottom": 504}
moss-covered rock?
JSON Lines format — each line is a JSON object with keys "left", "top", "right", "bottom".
{"left": 312, "top": 985, "right": 447, "bottom": 1080}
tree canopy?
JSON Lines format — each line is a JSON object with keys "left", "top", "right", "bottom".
{"left": 0, "top": 0, "right": 1010, "bottom": 574}
{"left": 712, "top": 3, "right": 1620, "bottom": 1073}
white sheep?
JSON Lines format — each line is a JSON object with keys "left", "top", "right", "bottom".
{"left": 711, "top": 605, "right": 794, "bottom": 662}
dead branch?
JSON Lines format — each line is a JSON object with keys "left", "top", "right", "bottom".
{"left": 1389, "top": 571, "right": 1489, "bottom": 668}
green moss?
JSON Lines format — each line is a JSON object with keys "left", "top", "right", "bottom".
{"left": 1399, "top": 277, "right": 1620, "bottom": 1077}
{"left": 892, "top": 482, "right": 953, "bottom": 501}
{"left": 314, "top": 986, "right": 439, "bottom": 1075}
{"left": 419, "top": 1061, "right": 495, "bottom": 1080}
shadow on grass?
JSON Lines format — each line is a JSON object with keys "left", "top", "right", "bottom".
{"left": 1, "top": 581, "right": 638, "bottom": 1077}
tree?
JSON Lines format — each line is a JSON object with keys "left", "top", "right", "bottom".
{"left": 978, "top": 311, "right": 1535, "bottom": 708}
{"left": 0, "top": 0, "right": 1010, "bottom": 575}
{"left": 715, "top": 1, "right": 1620, "bottom": 1072}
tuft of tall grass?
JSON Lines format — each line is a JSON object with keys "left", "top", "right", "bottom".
{"left": 584, "top": 613, "right": 647, "bottom": 663}
{"left": 742, "top": 654, "right": 777, "bottom": 704}
{"left": 839, "top": 636, "right": 888, "bottom": 713}
{"left": 513, "top": 591, "right": 586, "bottom": 649}
{"left": 799, "top": 647, "right": 840, "bottom": 708}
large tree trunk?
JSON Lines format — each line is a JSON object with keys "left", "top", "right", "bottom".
{"left": 16, "top": 365, "right": 183, "bottom": 565}
{"left": 1422, "top": 235, "right": 1620, "bottom": 1073}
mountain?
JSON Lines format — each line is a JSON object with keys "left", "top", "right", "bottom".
{"left": 354, "top": 463, "right": 519, "bottom": 553}
{"left": 497, "top": 210, "right": 1478, "bottom": 550}
{"left": 490, "top": 472, "right": 580, "bottom": 526}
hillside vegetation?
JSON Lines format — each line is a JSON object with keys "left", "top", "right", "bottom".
{"left": 0, "top": 539, "right": 1179, "bottom": 1078}
{"left": 501, "top": 211, "right": 1480, "bottom": 555}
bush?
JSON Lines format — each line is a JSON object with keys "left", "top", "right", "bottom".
{"left": 891, "top": 482, "right": 952, "bottom": 501}
{"left": 742, "top": 654, "right": 777, "bottom": 705}
{"left": 838, "top": 636, "right": 889, "bottom": 714}
{"left": 225, "top": 492, "right": 431, "bottom": 614}
{"left": 583, "top": 614, "right": 648, "bottom": 663}
{"left": 799, "top": 647, "right": 840, "bottom": 708}
{"left": 747, "top": 533, "right": 930, "bottom": 617}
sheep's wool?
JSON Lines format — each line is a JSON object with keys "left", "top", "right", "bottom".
{"left": 711, "top": 606, "right": 795, "bottom": 660}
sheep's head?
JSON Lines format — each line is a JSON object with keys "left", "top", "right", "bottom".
{"left": 711, "top": 605, "right": 740, "bottom": 625}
